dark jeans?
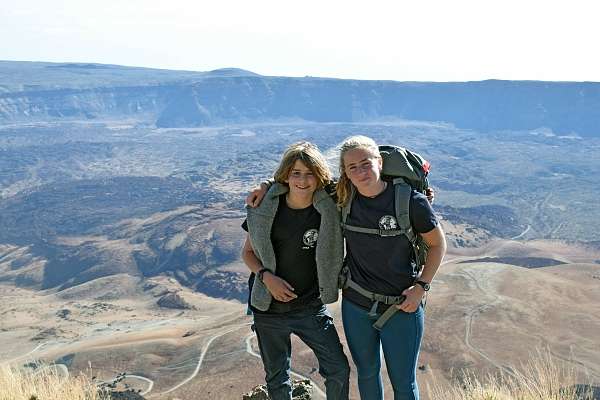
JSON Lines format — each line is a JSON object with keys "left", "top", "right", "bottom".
{"left": 342, "top": 298, "right": 424, "bottom": 400}
{"left": 253, "top": 304, "right": 350, "bottom": 400}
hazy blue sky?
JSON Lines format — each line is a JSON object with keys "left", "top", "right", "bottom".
{"left": 1, "top": 0, "right": 598, "bottom": 81}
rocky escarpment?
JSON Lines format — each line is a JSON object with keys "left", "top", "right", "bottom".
{"left": 1, "top": 61, "right": 599, "bottom": 137}
{"left": 156, "top": 292, "right": 195, "bottom": 310}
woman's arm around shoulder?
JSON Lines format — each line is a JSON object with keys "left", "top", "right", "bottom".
{"left": 245, "top": 179, "right": 274, "bottom": 208}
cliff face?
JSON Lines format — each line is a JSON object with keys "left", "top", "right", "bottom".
{"left": 1, "top": 61, "right": 599, "bottom": 137}
{"left": 0, "top": 85, "right": 171, "bottom": 123}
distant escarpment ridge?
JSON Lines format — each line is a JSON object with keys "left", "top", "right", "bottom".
{"left": 0, "top": 61, "right": 599, "bottom": 137}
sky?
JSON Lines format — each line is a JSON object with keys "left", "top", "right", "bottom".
{"left": 1, "top": 0, "right": 599, "bottom": 82}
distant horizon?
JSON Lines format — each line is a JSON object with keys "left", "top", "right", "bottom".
{"left": 3, "top": 59, "right": 599, "bottom": 84}
{"left": 2, "top": 1, "right": 599, "bottom": 82}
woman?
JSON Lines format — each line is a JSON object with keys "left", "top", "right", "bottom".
{"left": 241, "top": 141, "right": 350, "bottom": 400}
{"left": 337, "top": 135, "right": 446, "bottom": 400}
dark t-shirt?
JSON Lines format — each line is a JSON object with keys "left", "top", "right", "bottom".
{"left": 343, "top": 183, "right": 438, "bottom": 308}
{"left": 243, "top": 195, "right": 321, "bottom": 313}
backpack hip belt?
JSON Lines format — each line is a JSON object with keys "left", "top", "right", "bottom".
{"left": 341, "top": 267, "right": 406, "bottom": 330}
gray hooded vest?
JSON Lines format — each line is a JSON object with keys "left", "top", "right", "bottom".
{"left": 246, "top": 183, "right": 344, "bottom": 311}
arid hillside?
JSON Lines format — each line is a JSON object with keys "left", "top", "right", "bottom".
{"left": 2, "top": 237, "right": 598, "bottom": 400}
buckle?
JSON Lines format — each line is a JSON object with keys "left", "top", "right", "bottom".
{"left": 374, "top": 294, "right": 393, "bottom": 304}
{"left": 368, "top": 300, "right": 379, "bottom": 318}
{"left": 378, "top": 229, "right": 395, "bottom": 237}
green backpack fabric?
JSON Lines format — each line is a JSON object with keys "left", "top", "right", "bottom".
{"left": 340, "top": 145, "right": 431, "bottom": 271}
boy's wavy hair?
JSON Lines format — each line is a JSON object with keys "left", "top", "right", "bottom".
{"left": 336, "top": 135, "right": 381, "bottom": 207}
{"left": 274, "top": 141, "right": 332, "bottom": 190}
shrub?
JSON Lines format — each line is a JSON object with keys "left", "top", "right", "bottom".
{"left": 428, "top": 348, "right": 594, "bottom": 400}
{"left": 0, "top": 363, "right": 110, "bottom": 400}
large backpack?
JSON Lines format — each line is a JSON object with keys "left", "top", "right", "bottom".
{"left": 340, "top": 145, "right": 431, "bottom": 271}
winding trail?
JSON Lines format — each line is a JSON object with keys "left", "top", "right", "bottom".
{"left": 458, "top": 261, "right": 599, "bottom": 382}
{"left": 2, "top": 342, "right": 50, "bottom": 363}
{"left": 461, "top": 269, "right": 514, "bottom": 376}
{"left": 126, "top": 375, "right": 154, "bottom": 395}
{"left": 244, "top": 333, "right": 327, "bottom": 400}
{"left": 96, "top": 373, "right": 154, "bottom": 396}
{"left": 158, "top": 323, "right": 251, "bottom": 395}
{"left": 437, "top": 256, "right": 505, "bottom": 370}
{"left": 511, "top": 224, "right": 531, "bottom": 240}
{"left": 459, "top": 267, "right": 517, "bottom": 377}
{"left": 155, "top": 357, "right": 198, "bottom": 371}
{"left": 528, "top": 191, "right": 564, "bottom": 239}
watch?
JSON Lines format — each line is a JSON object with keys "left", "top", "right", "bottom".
{"left": 415, "top": 280, "right": 431, "bottom": 291}
{"left": 257, "top": 268, "right": 269, "bottom": 282}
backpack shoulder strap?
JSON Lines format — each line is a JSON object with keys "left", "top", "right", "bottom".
{"left": 393, "top": 178, "right": 429, "bottom": 270}
{"left": 341, "top": 185, "right": 355, "bottom": 226}
{"left": 340, "top": 184, "right": 402, "bottom": 236}
{"left": 392, "top": 178, "right": 416, "bottom": 244}
{"left": 341, "top": 181, "right": 407, "bottom": 237}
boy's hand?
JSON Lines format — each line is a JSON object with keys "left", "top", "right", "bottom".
{"left": 262, "top": 272, "right": 297, "bottom": 302}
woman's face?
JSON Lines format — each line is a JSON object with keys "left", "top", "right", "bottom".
{"left": 343, "top": 147, "right": 382, "bottom": 193}
{"left": 286, "top": 159, "right": 318, "bottom": 198}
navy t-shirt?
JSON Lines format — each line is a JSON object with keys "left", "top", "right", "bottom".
{"left": 343, "top": 183, "right": 438, "bottom": 308}
{"left": 243, "top": 195, "right": 321, "bottom": 313}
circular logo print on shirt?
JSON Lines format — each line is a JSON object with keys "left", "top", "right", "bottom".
{"left": 378, "top": 215, "right": 398, "bottom": 230}
{"left": 302, "top": 228, "right": 319, "bottom": 248}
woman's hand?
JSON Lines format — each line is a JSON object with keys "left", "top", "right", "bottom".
{"left": 396, "top": 224, "right": 446, "bottom": 313}
{"left": 397, "top": 285, "right": 425, "bottom": 313}
{"left": 262, "top": 272, "right": 297, "bottom": 302}
{"left": 425, "top": 187, "right": 435, "bottom": 204}
{"left": 246, "top": 182, "right": 269, "bottom": 207}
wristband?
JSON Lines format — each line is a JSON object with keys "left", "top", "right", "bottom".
{"left": 257, "top": 268, "right": 269, "bottom": 282}
{"left": 415, "top": 280, "right": 430, "bottom": 291}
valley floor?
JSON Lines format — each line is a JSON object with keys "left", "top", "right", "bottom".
{"left": 1, "top": 239, "right": 599, "bottom": 400}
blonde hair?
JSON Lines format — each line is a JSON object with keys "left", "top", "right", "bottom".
{"left": 336, "top": 135, "right": 381, "bottom": 207}
{"left": 274, "top": 141, "right": 332, "bottom": 189}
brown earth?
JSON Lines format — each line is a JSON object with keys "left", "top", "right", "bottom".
{"left": 1, "top": 238, "right": 599, "bottom": 399}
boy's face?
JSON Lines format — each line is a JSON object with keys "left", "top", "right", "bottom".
{"left": 286, "top": 160, "right": 318, "bottom": 198}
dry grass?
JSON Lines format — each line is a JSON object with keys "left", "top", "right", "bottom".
{"left": 429, "top": 349, "right": 595, "bottom": 400}
{"left": 0, "top": 363, "right": 110, "bottom": 400}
